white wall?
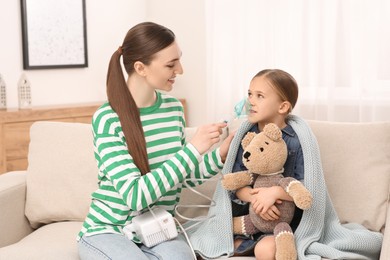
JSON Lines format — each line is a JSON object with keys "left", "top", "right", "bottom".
{"left": 0, "top": 0, "right": 206, "bottom": 126}
{"left": 0, "top": 0, "right": 146, "bottom": 110}
{"left": 146, "top": 0, "right": 207, "bottom": 126}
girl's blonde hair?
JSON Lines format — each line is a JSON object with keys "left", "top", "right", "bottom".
{"left": 253, "top": 69, "right": 298, "bottom": 113}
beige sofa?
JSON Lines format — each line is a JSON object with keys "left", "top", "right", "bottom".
{"left": 0, "top": 120, "right": 389, "bottom": 260}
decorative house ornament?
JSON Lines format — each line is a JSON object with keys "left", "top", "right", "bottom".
{"left": 18, "top": 73, "right": 32, "bottom": 109}
{"left": 0, "top": 74, "right": 6, "bottom": 109}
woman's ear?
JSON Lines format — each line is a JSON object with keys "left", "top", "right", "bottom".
{"left": 134, "top": 61, "right": 146, "bottom": 76}
{"left": 279, "top": 101, "right": 292, "bottom": 114}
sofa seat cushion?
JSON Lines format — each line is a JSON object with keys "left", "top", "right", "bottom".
{"left": 0, "top": 221, "right": 82, "bottom": 260}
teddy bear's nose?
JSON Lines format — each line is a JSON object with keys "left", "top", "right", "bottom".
{"left": 243, "top": 151, "right": 251, "bottom": 160}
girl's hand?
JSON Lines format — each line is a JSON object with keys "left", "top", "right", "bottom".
{"left": 257, "top": 201, "right": 282, "bottom": 221}
{"left": 250, "top": 187, "right": 282, "bottom": 220}
{"left": 189, "top": 122, "right": 227, "bottom": 154}
{"left": 219, "top": 131, "right": 235, "bottom": 162}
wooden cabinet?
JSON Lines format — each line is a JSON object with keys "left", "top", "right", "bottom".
{"left": 0, "top": 103, "right": 102, "bottom": 174}
{"left": 0, "top": 99, "right": 187, "bottom": 174}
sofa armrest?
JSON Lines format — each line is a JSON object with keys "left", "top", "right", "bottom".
{"left": 380, "top": 198, "right": 390, "bottom": 260}
{"left": 0, "top": 171, "right": 33, "bottom": 247}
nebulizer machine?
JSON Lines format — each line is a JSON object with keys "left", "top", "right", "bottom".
{"left": 122, "top": 177, "right": 218, "bottom": 260}
{"left": 123, "top": 207, "right": 178, "bottom": 248}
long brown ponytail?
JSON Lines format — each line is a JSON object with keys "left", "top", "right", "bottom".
{"left": 106, "top": 22, "right": 175, "bottom": 175}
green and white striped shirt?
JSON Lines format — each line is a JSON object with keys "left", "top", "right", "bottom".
{"left": 78, "top": 92, "right": 223, "bottom": 242}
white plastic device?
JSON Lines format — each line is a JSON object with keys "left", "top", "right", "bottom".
{"left": 122, "top": 176, "right": 222, "bottom": 258}
{"left": 123, "top": 207, "right": 178, "bottom": 247}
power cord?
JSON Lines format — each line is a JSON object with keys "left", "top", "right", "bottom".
{"left": 141, "top": 174, "right": 223, "bottom": 260}
{"left": 174, "top": 174, "right": 224, "bottom": 259}
{"left": 174, "top": 217, "right": 198, "bottom": 260}
{"left": 174, "top": 177, "right": 218, "bottom": 224}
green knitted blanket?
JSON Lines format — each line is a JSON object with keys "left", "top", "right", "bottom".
{"left": 187, "top": 115, "right": 383, "bottom": 259}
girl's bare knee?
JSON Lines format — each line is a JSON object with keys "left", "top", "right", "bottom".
{"left": 254, "top": 236, "right": 276, "bottom": 260}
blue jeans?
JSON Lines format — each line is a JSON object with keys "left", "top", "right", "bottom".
{"left": 78, "top": 233, "right": 194, "bottom": 260}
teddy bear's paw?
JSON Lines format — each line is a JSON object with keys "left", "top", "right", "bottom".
{"left": 294, "top": 190, "right": 313, "bottom": 210}
{"left": 221, "top": 172, "right": 251, "bottom": 190}
{"left": 221, "top": 173, "right": 237, "bottom": 190}
{"left": 287, "top": 181, "right": 313, "bottom": 210}
{"left": 274, "top": 223, "right": 297, "bottom": 260}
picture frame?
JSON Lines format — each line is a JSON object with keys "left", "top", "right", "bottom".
{"left": 20, "top": 0, "right": 88, "bottom": 70}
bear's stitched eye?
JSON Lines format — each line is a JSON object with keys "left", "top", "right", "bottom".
{"left": 260, "top": 147, "right": 264, "bottom": 152}
{"left": 265, "top": 142, "right": 269, "bottom": 145}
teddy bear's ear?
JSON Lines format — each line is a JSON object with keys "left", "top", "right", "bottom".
{"left": 241, "top": 132, "right": 257, "bottom": 149}
{"left": 263, "top": 123, "right": 282, "bottom": 141}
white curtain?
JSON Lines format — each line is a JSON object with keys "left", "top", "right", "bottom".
{"left": 205, "top": 0, "right": 390, "bottom": 122}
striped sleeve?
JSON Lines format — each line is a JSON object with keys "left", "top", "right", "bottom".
{"left": 184, "top": 147, "right": 224, "bottom": 187}
{"left": 92, "top": 106, "right": 201, "bottom": 212}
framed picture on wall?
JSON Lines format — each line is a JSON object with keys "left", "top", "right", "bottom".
{"left": 20, "top": 0, "right": 88, "bottom": 70}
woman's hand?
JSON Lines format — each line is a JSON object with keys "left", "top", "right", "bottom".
{"left": 189, "top": 122, "right": 227, "bottom": 154}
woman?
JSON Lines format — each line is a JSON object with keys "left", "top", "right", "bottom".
{"left": 77, "top": 22, "right": 233, "bottom": 260}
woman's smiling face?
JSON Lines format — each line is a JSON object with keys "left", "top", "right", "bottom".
{"left": 143, "top": 41, "right": 183, "bottom": 92}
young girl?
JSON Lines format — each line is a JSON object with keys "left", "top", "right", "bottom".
{"left": 231, "top": 69, "right": 304, "bottom": 259}
{"left": 77, "top": 22, "right": 233, "bottom": 260}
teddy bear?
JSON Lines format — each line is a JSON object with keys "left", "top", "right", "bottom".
{"left": 221, "top": 123, "right": 313, "bottom": 260}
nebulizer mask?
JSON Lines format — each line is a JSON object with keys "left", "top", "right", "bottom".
{"left": 225, "top": 98, "right": 250, "bottom": 131}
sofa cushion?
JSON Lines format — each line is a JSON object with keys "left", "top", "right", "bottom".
{"left": 25, "top": 122, "right": 98, "bottom": 228}
{"left": 0, "top": 221, "right": 82, "bottom": 260}
{"left": 308, "top": 120, "right": 390, "bottom": 233}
